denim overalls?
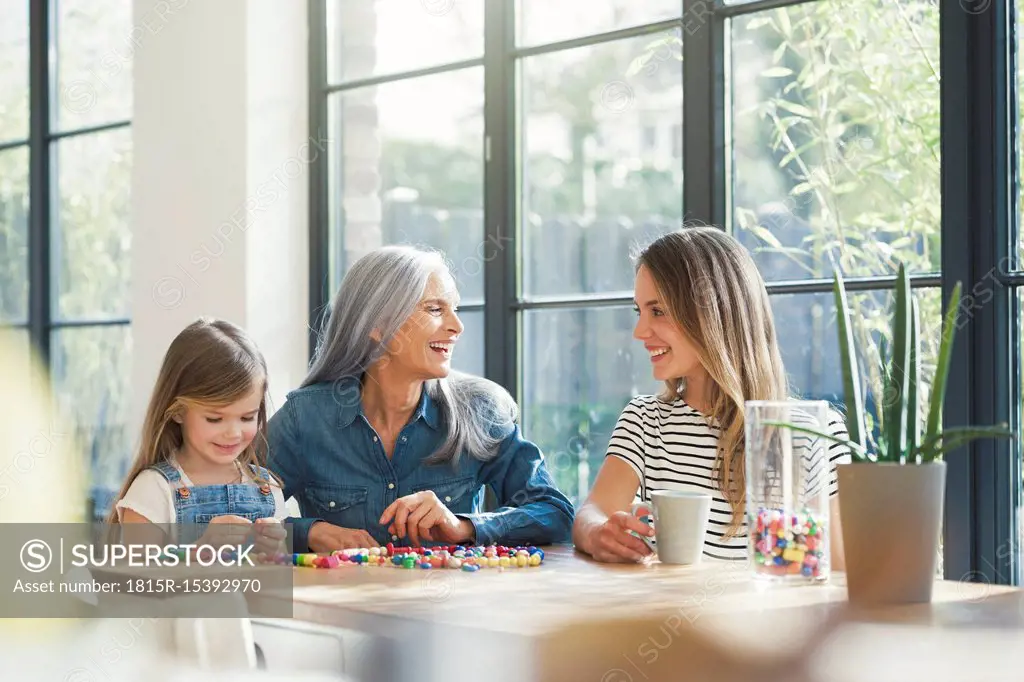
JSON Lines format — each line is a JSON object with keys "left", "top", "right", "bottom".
{"left": 150, "top": 461, "right": 276, "bottom": 543}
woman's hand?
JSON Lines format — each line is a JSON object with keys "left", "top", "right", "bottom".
{"left": 252, "top": 517, "right": 287, "bottom": 555}
{"left": 378, "top": 491, "right": 474, "bottom": 547}
{"left": 307, "top": 522, "right": 377, "bottom": 552}
{"left": 586, "top": 510, "right": 655, "bottom": 564}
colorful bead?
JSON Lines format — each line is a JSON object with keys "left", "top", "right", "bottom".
{"left": 752, "top": 507, "right": 826, "bottom": 580}
{"left": 274, "top": 545, "right": 546, "bottom": 573}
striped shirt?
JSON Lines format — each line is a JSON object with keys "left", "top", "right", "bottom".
{"left": 607, "top": 395, "right": 852, "bottom": 561}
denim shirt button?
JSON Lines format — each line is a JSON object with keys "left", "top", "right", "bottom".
{"left": 444, "top": 496, "right": 451, "bottom": 503}
{"left": 373, "top": 436, "right": 378, "bottom": 442}
{"left": 329, "top": 501, "right": 336, "bottom": 508}
{"left": 388, "top": 483, "right": 395, "bottom": 490}
{"left": 401, "top": 436, "right": 407, "bottom": 443}
{"left": 391, "top": 534, "right": 398, "bottom": 541}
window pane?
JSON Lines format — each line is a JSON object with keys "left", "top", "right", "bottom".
{"left": 328, "top": 68, "right": 484, "bottom": 299}
{"left": 0, "top": 326, "right": 32, "bottom": 393}
{"left": 50, "top": 325, "right": 132, "bottom": 516}
{"left": 0, "top": 0, "right": 29, "bottom": 143}
{"left": 54, "top": 128, "right": 132, "bottom": 321}
{"left": 729, "top": 0, "right": 940, "bottom": 279}
{"left": 326, "top": 0, "right": 484, "bottom": 85}
{"left": 1018, "top": 4, "right": 1024, "bottom": 269}
{"left": 522, "top": 306, "right": 660, "bottom": 506}
{"left": 452, "top": 309, "right": 483, "bottom": 378}
{"left": 0, "top": 146, "right": 29, "bottom": 324}
{"left": 771, "top": 288, "right": 943, "bottom": 450}
{"left": 55, "top": 0, "right": 133, "bottom": 131}
{"left": 521, "top": 34, "right": 683, "bottom": 297}
{"left": 1018, "top": 287, "right": 1024, "bottom": 582}
{"left": 516, "top": 0, "right": 681, "bottom": 47}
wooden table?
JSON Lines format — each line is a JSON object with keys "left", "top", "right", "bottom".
{"left": 250, "top": 545, "right": 1024, "bottom": 682}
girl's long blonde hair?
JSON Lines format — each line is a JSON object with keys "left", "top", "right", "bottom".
{"left": 106, "top": 317, "right": 277, "bottom": 524}
{"left": 635, "top": 227, "right": 788, "bottom": 537}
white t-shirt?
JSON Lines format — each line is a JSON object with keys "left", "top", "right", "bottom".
{"left": 607, "top": 395, "right": 852, "bottom": 561}
{"left": 115, "top": 459, "right": 288, "bottom": 524}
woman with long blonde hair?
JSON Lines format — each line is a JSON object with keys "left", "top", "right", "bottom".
{"left": 573, "top": 227, "right": 850, "bottom": 564}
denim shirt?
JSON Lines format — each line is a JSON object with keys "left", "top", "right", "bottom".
{"left": 266, "top": 378, "right": 574, "bottom": 552}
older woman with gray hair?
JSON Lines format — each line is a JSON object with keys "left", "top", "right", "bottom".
{"left": 268, "top": 245, "right": 574, "bottom": 552}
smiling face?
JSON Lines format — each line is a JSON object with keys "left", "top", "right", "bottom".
{"left": 633, "top": 264, "right": 705, "bottom": 384}
{"left": 176, "top": 379, "right": 264, "bottom": 467}
{"left": 383, "top": 269, "right": 464, "bottom": 380}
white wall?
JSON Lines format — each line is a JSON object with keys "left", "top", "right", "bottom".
{"left": 130, "top": 0, "right": 309, "bottom": 432}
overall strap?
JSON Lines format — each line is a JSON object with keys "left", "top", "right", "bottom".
{"left": 247, "top": 463, "right": 272, "bottom": 481}
{"left": 149, "top": 461, "right": 182, "bottom": 483}
{"left": 247, "top": 463, "right": 275, "bottom": 496}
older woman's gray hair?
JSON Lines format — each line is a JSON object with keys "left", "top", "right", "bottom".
{"left": 303, "top": 245, "right": 518, "bottom": 465}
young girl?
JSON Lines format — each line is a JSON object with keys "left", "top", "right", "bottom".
{"left": 572, "top": 227, "right": 850, "bottom": 565}
{"left": 109, "top": 317, "right": 287, "bottom": 554}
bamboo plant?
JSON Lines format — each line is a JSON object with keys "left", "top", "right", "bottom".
{"left": 768, "top": 263, "right": 1014, "bottom": 462}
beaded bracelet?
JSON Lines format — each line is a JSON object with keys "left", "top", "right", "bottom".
{"left": 259, "top": 544, "right": 546, "bottom": 571}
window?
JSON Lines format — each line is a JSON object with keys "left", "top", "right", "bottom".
{"left": 320, "top": 0, "right": 486, "bottom": 375}
{"left": 727, "top": 0, "right": 944, "bottom": 473}
{"left": 313, "top": 0, "right": 1019, "bottom": 582}
{"left": 0, "top": 1, "right": 134, "bottom": 519}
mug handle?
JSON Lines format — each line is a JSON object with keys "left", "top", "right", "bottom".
{"left": 630, "top": 502, "right": 657, "bottom": 552}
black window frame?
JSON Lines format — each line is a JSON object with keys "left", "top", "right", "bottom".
{"left": 308, "top": 0, "right": 1022, "bottom": 585}
{"left": 10, "top": 2, "right": 133, "bottom": 517}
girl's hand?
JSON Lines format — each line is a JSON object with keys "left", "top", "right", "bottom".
{"left": 588, "top": 510, "right": 655, "bottom": 563}
{"left": 198, "top": 514, "right": 253, "bottom": 549}
{"left": 252, "top": 517, "right": 287, "bottom": 555}
{"left": 378, "top": 491, "right": 473, "bottom": 547}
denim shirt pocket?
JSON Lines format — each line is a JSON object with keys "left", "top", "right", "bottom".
{"left": 304, "top": 484, "right": 369, "bottom": 530}
{"left": 411, "top": 475, "right": 480, "bottom": 512}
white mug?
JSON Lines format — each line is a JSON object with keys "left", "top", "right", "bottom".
{"left": 631, "top": 489, "right": 712, "bottom": 565}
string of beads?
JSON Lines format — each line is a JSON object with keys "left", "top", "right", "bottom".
{"left": 265, "top": 544, "right": 546, "bottom": 571}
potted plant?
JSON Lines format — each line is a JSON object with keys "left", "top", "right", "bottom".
{"left": 769, "top": 263, "right": 1014, "bottom": 605}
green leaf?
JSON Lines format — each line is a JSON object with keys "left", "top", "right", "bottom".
{"left": 777, "top": 8, "right": 792, "bottom": 36}
{"left": 626, "top": 54, "right": 653, "bottom": 78}
{"left": 776, "top": 100, "right": 815, "bottom": 118}
{"left": 747, "top": 225, "right": 783, "bottom": 249}
{"left": 833, "top": 270, "right": 866, "bottom": 451}
{"left": 886, "top": 263, "right": 911, "bottom": 463}
{"left": 908, "top": 297, "right": 920, "bottom": 452}
{"left": 762, "top": 67, "right": 794, "bottom": 78}
{"left": 779, "top": 139, "right": 822, "bottom": 167}
{"left": 772, "top": 41, "right": 788, "bottom": 64}
{"left": 924, "top": 282, "right": 963, "bottom": 448}
{"left": 878, "top": 336, "right": 896, "bottom": 463}
{"left": 915, "top": 425, "right": 1015, "bottom": 463}
{"left": 917, "top": 429, "right": 1015, "bottom": 462}
{"left": 643, "top": 36, "right": 676, "bottom": 51}
{"left": 761, "top": 421, "right": 872, "bottom": 461}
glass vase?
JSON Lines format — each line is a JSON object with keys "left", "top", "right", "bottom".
{"left": 745, "top": 400, "right": 833, "bottom": 584}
